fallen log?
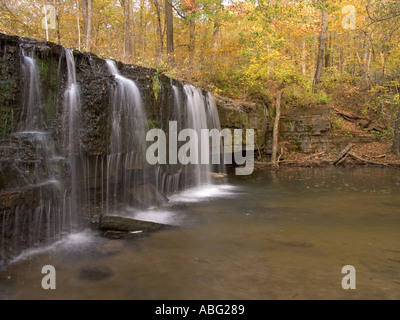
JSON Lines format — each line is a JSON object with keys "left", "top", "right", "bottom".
{"left": 332, "top": 143, "right": 353, "bottom": 165}
{"left": 305, "top": 151, "right": 326, "bottom": 159}
{"left": 335, "top": 154, "right": 349, "bottom": 166}
{"left": 347, "top": 152, "right": 388, "bottom": 167}
{"left": 332, "top": 107, "right": 368, "bottom": 123}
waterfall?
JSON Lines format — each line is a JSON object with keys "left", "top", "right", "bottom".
{"left": 19, "top": 53, "right": 43, "bottom": 131}
{"left": 62, "top": 48, "right": 81, "bottom": 227}
{"left": 154, "top": 84, "right": 183, "bottom": 195}
{"left": 205, "top": 91, "right": 226, "bottom": 176}
{"left": 156, "top": 84, "right": 225, "bottom": 195}
{"left": 0, "top": 42, "right": 227, "bottom": 265}
{"left": 1, "top": 50, "right": 74, "bottom": 265}
{"left": 105, "top": 59, "right": 149, "bottom": 211}
{"left": 182, "top": 84, "right": 211, "bottom": 186}
{"left": 63, "top": 48, "right": 80, "bottom": 156}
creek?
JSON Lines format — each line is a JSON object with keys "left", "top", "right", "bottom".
{"left": 1, "top": 167, "right": 399, "bottom": 299}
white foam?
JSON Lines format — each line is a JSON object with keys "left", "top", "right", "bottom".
{"left": 9, "top": 229, "right": 96, "bottom": 265}
{"left": 123, "top": 184, "right": 239, "bottom": 226}
{"left": 168, "top": 184, "right": 238, "bottom": 203}
{"left": 128, "top": 209, "right": 184, "bottom": 226}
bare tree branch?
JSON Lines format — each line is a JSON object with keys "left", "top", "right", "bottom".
{"left": 0, "top": 0, "right": 46, "bottom": 40}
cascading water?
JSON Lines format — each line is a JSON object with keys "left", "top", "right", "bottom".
{"left": 156, "top": 84, "right": 225, "bottom": 195}
{"left": 18, "top": 52, "right": 43, "bottom": 131}
{"left": 155, "top": 84, "right": 184, "bottom": 194}
{"left": 183, "top": 84, "right": 215, "bottom": 186}
{"left": 0, "top": 49, "right": 73, "bottom": 265}
{"left": 0, "top": 41, "right": 227, "bottom": 266}
{"left": 105, "top": 59, "right": 150, "bottom": 211}
{"left": 205, "top": 91, "right": 226, "bottom": 176}
{"left": 62, "top": 48, "right": 81, "bottom": 227}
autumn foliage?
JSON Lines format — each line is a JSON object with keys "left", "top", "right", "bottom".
{"left": 1, "top": 0, "right": 400, "bottom": 151}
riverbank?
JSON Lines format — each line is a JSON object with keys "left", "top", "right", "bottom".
{"left": 253, "top": 141, "right": 400, "bottom": 169}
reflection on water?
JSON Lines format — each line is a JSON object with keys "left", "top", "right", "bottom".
{"left": 167, "top": 184, "right": 239, "bottom": 203}
{"left": 1, "top": 167, "right": 399, "bottom": 300}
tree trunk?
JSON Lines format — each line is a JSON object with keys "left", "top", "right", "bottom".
{"left": 211, "top": 20, "right": 220, "bottom": 69}
{"left": 53, "top": 2, "right": 61, "bottom": 44}
{"left": 81, "top": 0, "right": 92, "bottom": 51}
{"left": 301, "top": 39, "right": 306, "bottom": 76}
{"left": 165, "top": 0, "right": 174, "bottom": 64}
{"left": 392, "top": 86, "right": 400, "bottom": 156}
{"left": 123, "top": 0, "right": 136, "bottom": 62}
{"left": 313, "top": 9, "right": 328, "bottom": 89}
{"left": 151, "top": 0, "right": 164, "bottom": 60}
{"left": 271, "top": 91, "right": 282, "bottom": 166}
{"left": 56, "top": 14, "right": 61, "bottom": 44}
{"left": 189, "top": 18, "right": 195, "bottom": 64}
{"left": 139, "top": 0, "right": 146, "bottom": 58}
{"left": 211, "top": 1, "right": 223, "bottom": 74}
{"left": 77, "top": 9, "right": 81, "bottom": 50}
{"left": 324, "top": 32, "right": 331, "bottom": 68}
{"left": 81, "top": 0, "right": 92, "bottom": 52}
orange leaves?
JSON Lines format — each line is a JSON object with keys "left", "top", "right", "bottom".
{"left": 181, "top": 0, "right": 199, "bottom": 14}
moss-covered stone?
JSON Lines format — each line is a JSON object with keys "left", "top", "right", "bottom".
{"left": 100, "top": 215, "right": 169, "bottom": 232}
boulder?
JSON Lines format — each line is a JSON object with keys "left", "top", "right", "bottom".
{"left": 99, "top": 215, "right": 168, "bottom": 233}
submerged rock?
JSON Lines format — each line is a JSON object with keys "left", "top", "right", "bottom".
{"left": 95, "top": 240, "right": 125, "bottom": 256}
{"left": 79, "top": 265, "right": 113, "bottom": 281}
{"left": 171, "top": 204, "right": 188, "bottom": 210}
{"left": 130, "top": 183, "right": 169, "bottom": 208}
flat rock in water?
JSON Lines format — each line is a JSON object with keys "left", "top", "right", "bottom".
{"left": 100, "top": 230, "right": 144, "bottom": 240}
{"left": 99, "top": 215, "right": 168, "bottom": 233}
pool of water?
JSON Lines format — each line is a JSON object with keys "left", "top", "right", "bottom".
{"left": 1, "top": 167, "right": 399, "bottom": 299}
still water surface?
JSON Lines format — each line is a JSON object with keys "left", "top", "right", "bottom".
{"left": 1, "top": 167, "right": 399, "bottom": 299}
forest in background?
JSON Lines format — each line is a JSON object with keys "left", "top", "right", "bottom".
{"left": 1, "top": 0, "right": 400, "bottom": 154}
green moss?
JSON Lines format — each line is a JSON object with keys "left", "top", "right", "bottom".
{"left": 317, "top": 91, "right": 330, "bottom": 104}
{"left": 42, "top": 100, "right": 56, "bottom": 123}
{"left": 0, "top": 75, "right": 15, "bottom": 138}
{"left": 37, "top": 57, "right": 59, "bottom": 125}
{"left": 291, "top": 141, "right": 303, "bottom": 152}
{"left": 371, "top": 127, "right": 394, "bottom": 142}
{"left": 147, "top": 118, "right": 160, "bottom": 130}
{"left": 332, "top": 116, "right": 344, "bottom": 133}
{"left": 39, "top": 59, "right": 49, "bottom": 75}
